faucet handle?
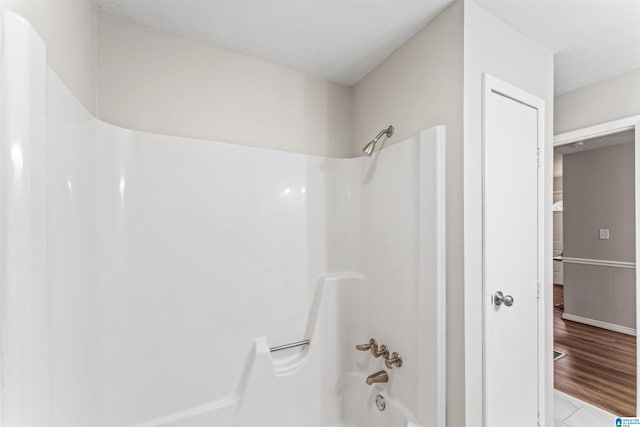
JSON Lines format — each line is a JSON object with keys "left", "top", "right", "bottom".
{"left": 371, "top": 344, "right": 389, "bottom": 359}
{"left": 355, "top": 338, "right": 377, "bottom": 351}
{"left": 385, "top": 352, "right": 403, "bottom": 369}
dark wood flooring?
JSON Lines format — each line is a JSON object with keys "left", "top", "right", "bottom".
{"left": 554, "top": 284, "right": 637, "bottom": 416}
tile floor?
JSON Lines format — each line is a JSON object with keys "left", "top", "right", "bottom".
{"left": 555, "top": 390, "right": 618, "bottom": 427}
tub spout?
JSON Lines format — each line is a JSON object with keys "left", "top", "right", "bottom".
{"left": 366, "top": 370, "right": 389, "bottom": 385}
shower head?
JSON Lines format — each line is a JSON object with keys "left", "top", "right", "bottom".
{"left": 362, "top": 125, "right": 394, "bottom": 157}
{"left": 362, "top": 140, "right": 376, "bottom": 156}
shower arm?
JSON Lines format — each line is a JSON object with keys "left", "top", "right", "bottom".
{"left": 362, "top": 125, "right": 394, "bottom": 156}
{"left": 372, "top": 126, "right": 394, "bottom": 144}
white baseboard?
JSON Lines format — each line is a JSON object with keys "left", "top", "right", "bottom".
{"left": 562, "top": 312, "right": 636, "bottom": 336}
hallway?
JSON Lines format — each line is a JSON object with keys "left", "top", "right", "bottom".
{"left": 554, "top": 284, "right": 636, "bottom": 416}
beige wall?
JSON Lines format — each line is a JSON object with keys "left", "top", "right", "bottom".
{"left": 563, "top": 264, "right": 636, "bottom": 329}
{"left": 555, "top": 67, "right": 640, "bottom": 134}
{"left": 96, "top": 12, "right": 354, "bottom": 157}
{"left": 0, "top": 0, "right": 96, "bottom": 113}
{"left": 563, "top": 142, "right": 636, "bottom": 329}
{"left": 353, "top": 1, "right": 463, "bottom": 150}
{"left": 0, "top": 5, "right": 354, "bottom": 157}
{"left": 353, "top": 2, "right": 465, "bottom": 425}
{"left": 564, "top": 142, "right": 635, "bottom": 262}
{"left": 462, "top": 1, "right": 554, "bottom": 425}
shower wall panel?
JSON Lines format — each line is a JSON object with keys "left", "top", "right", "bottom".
{"left": 45, "top": 70, "right": 340, "bottom": 425}
{"left": 338, "top": 129, "right": 446, "bottom": 427}
{"left": 46, "top": 70, "right": 101, "bottom": 426}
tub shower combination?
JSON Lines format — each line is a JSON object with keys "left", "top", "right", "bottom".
{"left": 0, "top": 11, "right": 446, "bottom": 427}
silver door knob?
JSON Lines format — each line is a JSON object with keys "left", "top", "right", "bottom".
{"left": 494, "top": 291, "right": 514, "bottom": 307}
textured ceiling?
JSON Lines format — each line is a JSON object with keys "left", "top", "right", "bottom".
{"left": 93, "top": 0, "right": 640, "bottom": 92}
{"left": 477, "top": 0, "right": 640, "bottom": 94}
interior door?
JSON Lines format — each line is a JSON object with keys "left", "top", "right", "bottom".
{"left": 484, "top": 75, "right": 544, "bottom": 427}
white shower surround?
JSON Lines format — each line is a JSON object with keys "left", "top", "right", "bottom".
{"left": 0, "top": 10, "right": 446, "bottom": 427}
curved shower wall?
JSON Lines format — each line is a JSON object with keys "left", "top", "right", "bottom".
{"left": 0, "top": 11, "right": 49, "bottom": 427}
{"left": 1, "top": 11, "right": 446, "bottom": 427}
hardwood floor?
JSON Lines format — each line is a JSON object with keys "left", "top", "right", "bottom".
{"left": 554, "top": 284, "right": 637, "bottom": 416}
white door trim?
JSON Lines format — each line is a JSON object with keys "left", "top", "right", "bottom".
{"left": 554, "top": 114, "right": 640, "bottom": 416}
{"left": 554, "top": 115, "right": 640, "bottom": 146}
{"left": 483, "top": 74, "right": 546, "bottom": 426}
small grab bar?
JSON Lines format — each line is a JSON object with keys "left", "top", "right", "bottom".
{"left": 269, "top": 339, "right": 310, "bottom": 353}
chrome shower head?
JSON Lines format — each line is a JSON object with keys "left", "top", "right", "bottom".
{"left": 362, "top": 140, "right": 376, "bottom": 156}
{"left": 361, "top": 125, "right": 394, "bottom": 157}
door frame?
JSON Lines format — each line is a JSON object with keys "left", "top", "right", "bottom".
{"left": 553, "top": 114, "right": 640, "bottom": 415}
{"left": 482, "top": 74, "right": 547, "bottom": 426}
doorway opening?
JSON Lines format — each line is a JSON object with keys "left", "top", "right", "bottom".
{"left": 553, "top": 128, "right": 637, "bottom": 418}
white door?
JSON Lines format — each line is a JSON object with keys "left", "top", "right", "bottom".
{"left": 483, "top": 75, "right": 545, "bottom": 427}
